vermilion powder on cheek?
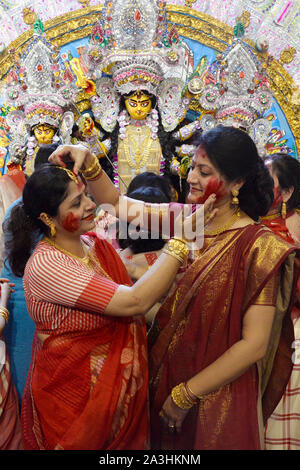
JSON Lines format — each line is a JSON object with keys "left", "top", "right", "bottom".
{"left": 61, "top": 212, "right": 81, "bottom": 232}
{"left": 196, "top": 178, "right": 226, "bottom": 204}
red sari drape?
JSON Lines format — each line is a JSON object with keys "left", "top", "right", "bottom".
{"left": 0, "top": 346, "right": 22, "bottom": 449}
{"left": 21, "top": 232, "right": 149, "bottom": 450}
{"left": 149, "top": 225, "right": 298, "bottom": 450}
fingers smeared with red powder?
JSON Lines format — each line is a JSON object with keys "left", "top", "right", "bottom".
{"left": 196, "top": 177, "right": 227, "bottom": 204}
{"left": 61, "top": 212, "right": 81, "bottom": 232}
{"left": 269, "top": 185, "right": 283, "bottom": 211}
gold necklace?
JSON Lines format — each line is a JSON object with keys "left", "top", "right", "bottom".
{"left": 123, "top": 125, "right": 153, "bottom": 173}
{"left": 43, "top": 236, "right": 114, "bottom": 281}
{"left": 43, "top": 236, "right": 91, "bottom": 267}
{"left": 204, "top": 210, "right": 241, "bottom": 237}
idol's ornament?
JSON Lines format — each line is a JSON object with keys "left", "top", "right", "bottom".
{"left": 86, "top": 0, "right": 198, "bottom": 195}
{"left": 4, "top": 19, "right": 78, "bottom": 176}
{"left": 194, "top": 19, "right": 274, "bottom": 157}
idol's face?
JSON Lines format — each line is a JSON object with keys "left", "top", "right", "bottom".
{"left": 125, "top": 91, "right": 152, "bottom": 120}
{"left": 33, "top": 124, "right": 55, "bottom": 145}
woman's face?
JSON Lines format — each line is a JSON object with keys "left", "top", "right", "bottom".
{"left": 54, "top": 179, "right": 96, "bottom": 236}
{"left": 186, "top": 146, "right": 229, "bottom": 204}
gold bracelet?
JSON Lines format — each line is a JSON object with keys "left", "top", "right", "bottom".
{"left": 185, "top": 381, "right": 201, "bottom": 401}
{"left": 162, "top": 238, "right": 189, "bottom": 265}
{"left": 171, "top": 383, "right": 196, "bottom": 410}
{"left": 81, "top": 155, "right": 99, "bottom": 175}
{"left": 83, "top": 167, "right": 103, "bottom": 181}
{"left": 0, "top": 307, "right": 9, "bottom": 324}
{"left": 182, "top": 382, "right": 198, "bottom": 405}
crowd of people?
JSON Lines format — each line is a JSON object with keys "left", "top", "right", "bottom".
{"left": 0, "top": 125, "right": 299, "bottom": 450}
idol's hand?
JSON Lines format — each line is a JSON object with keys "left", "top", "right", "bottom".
{"left": 49, "top": 144, "right": 96, "bottom": 176}
{"left": 159, "top": 394, "right": 190, "bottom": 434}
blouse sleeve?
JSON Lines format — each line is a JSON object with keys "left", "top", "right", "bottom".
{"left": 242, "top": 230, "right": 292, "bottom": 312}
{"left": 251, "top": 270, "right": 280, "bottom": 307}
{"left": 26, "top": 248, "right": 119, "bottom": 315}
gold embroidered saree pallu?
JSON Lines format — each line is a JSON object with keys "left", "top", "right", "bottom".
{"left": 149, "top": 225, "right": 298, "bottom": 450}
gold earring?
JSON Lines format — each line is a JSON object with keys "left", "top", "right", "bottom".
{"left": 231, "top": 189, "right": 241, "bottom": 216}
{"left": 231, "top": 189, "right": 239, "bottom": 206}
{"left": 281, "top": 201, "right": 287, "bottom": 219}
{"left": 43, "top": 214, "right": 56, "bottom": 237}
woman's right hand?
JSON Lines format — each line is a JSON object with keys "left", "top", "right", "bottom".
{"left": 48, "top": 144, "right": 95, "bottom": 176}
{"left": 174, "top": 193, "right": 218, "bottom": 244}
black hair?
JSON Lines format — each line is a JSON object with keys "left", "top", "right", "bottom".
{"left": 264, "top": 152, "right": 300, "bottom": 212}
{"left": 126, "top": 172, "right": 172, "bottom": 200}
{"left": 5, "top": 163, "right": 72, "bottom": 277}
{"left": 118, "top": 182, "right": 171, "bottom": 254}
{"left": 192, "top": 125, "right": 274, "bottom": 221}
{"left": 34, "top": 142, "right": 60, "bottom": 170}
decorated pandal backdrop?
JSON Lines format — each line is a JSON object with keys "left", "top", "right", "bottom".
{"left": 0, "top": 0, "right": 299, "bottom": 197}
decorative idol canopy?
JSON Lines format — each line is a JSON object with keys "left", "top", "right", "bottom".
{"left": 4, "top": 19, "right": 77, "bottom": 160}
{"left": 87, "top": 0, "right": 193, "bottom": 133}
{"left": 194, "top": 22, "right": 274, "bottom": 156}
{"left": 87, "top": 0, "right": 190, "bottom": 97}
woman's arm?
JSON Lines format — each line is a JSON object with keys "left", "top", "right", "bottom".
{"left": 161, "top": 304, "right": 276, "bottom": 431}
{"left": 48, "top": 145, "right": 217, "bottom": 233}
{"left": 105, "top": 251, "right": 182, "bottom": 316}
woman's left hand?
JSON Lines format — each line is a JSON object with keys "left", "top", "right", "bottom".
{"left": 159, "top": 394, "right": 190, "bottom": 434}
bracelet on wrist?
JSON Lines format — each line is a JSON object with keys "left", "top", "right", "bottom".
{"left": 185, "top": 381, "right": 201, "bottom": 401}
{"left": 81, "top": 155, "right": 103, "bottom": 181}
{"left": 81, "top": 155, "right": 100, "bottom": 175}
{"left": 83, "top": 167, "right": 103, "bottom": 181}
{"left": 162, "top": 238, "right": 189, "bottom": 265}
{"left": 171, "top": 382, "right": 197, "bottom": 410}
{"left": 0, "top": 306, "right": 9, "bottom": 324}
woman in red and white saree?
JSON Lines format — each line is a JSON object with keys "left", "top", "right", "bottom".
{"left": 21, "top": 232, "right": 149, "bottom": 450}
{"left": 6, "top": 152, "right": 201, "bottom": 450}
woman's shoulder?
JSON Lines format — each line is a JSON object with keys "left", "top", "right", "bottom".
{"left": 245, "top": 223, "right": 298, "bottom": 264}
{"left": 26, "top": 240, "right": 70, "bottom": 272}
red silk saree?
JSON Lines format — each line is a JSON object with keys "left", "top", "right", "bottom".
{"left": 22, "top": 233, "right": 149, "bottom": 450}
{"left": 149, "top": 224, "right": 298, "bottom": 450}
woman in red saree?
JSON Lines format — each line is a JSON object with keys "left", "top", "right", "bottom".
{"left": 0, "top": 278, "right": 22, "bottom": 450}
{"left": 148, "top": 126, "right": 299, "bottom": 450}
{"left": 262, "top": 153, "right": 300, "bottom": 449}
{"left": 6, "top": 158, "right": 208, "bottom": 450}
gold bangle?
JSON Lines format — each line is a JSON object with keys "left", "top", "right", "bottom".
{"left": 81, "top": 155, "right": 99, "bottom": 175}
{"left": 0, "top": 307, "right": 9, "bottom": 324}
{"left": 185, "top": 382, "right": 201, "bottom": 401}
{"left": 171, "top": 383, "right": 195, "bottom": 410}
{"left": 182, "top": 382, "right": 198, "bottom": 405}
{"left": 83, "top": 167, "right": 103, "bottom": 181}
{"left": 162, "top": 238, "right": 189, "bottom": 265}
